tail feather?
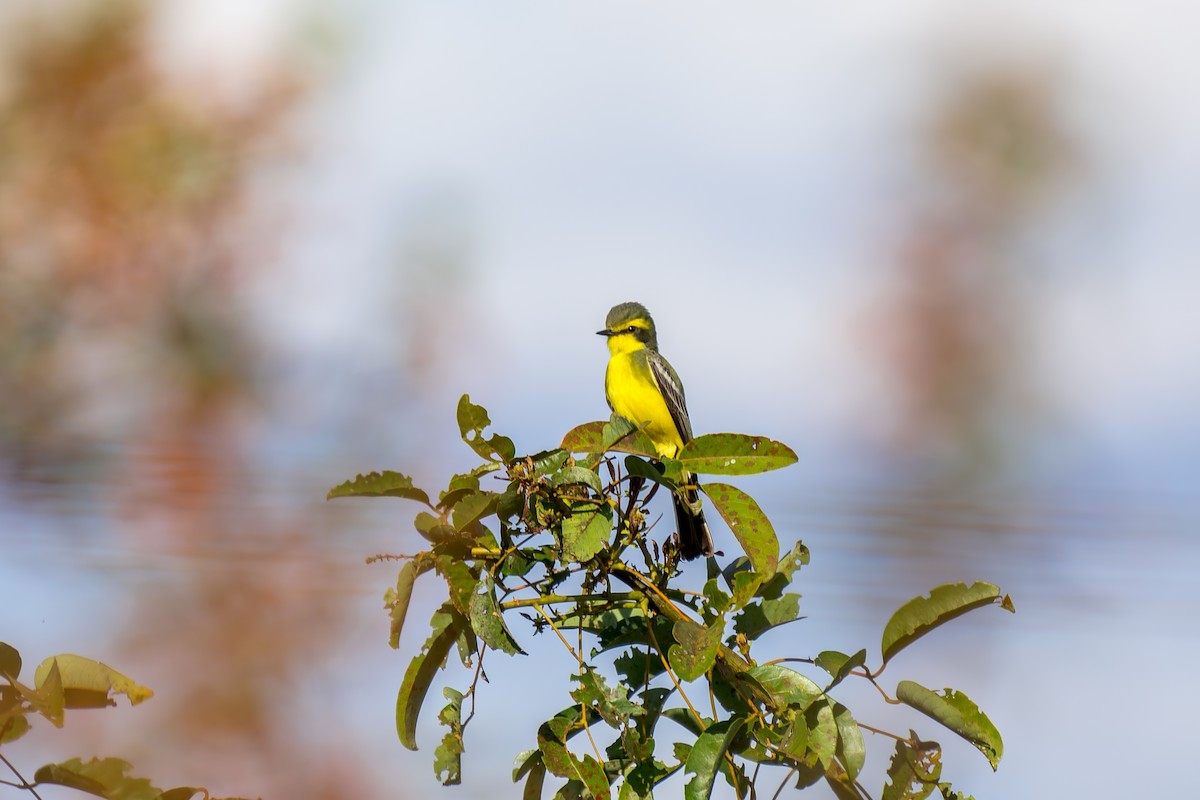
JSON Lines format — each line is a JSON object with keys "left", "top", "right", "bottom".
{"left": 673, "top": 483, "right": 715, "bottom": 560}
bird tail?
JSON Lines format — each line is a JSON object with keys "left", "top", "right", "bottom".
{"left": 673, "top": 475, "right": 715, "bottom": 560}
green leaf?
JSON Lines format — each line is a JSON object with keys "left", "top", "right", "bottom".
{"left": 778, "top": 709, "right": 808, "bottom": 760}
{"left": 457, "top": 394, "right": 516, "bottom": 462}
{"left": 881, "top": 583, "right": 1004, "bottom": 665}
{"left": 570, "top": 668, "right": 643, "bottom": 727}
{"left": 550, "top": 465, "right": 604, "bottom": 495}
{"left": 532, "top": 449, "right": 571, "bottom": 476}
{"left": 559, "top": 501, "right": 612, "bottom": 563}
{"left": 613, "top": 648, "right": 667, "bottom": 686}
{"left": 537, "top": 715, "right": 612, "bottom": 798}
{"left": 882, "top": 738, "right": 942, "bottom": 800}
{"left": 157, "top": 789, "right": 204, "bottom": 800}
{"left": 31, "top": 658, "right": 63, "bottom": 726}
{"left": 434, "top": 554, "right": 478, "bottom": 616}
{"left": 602, "top": 414, "right": 659, "bottom": 457}
{"left": 0, "top": 642, "right": 21, "bottom": 679}
{"left": 667, "top": 617, "right": 724, "bottom": 682}
{"left": 832, "top": 702, "right": 865, "bottom": 780}
{"left": 33, "top": 655, "right": 153, "bottom": 709}
{"left": 513, "top": 748, "right": 542, "bottom": 782}
{"left": 701, "top": 483, "right": 778, "bottom": 576}
{"left": 741, "top": 664, "right": 822, "bottom": 711}
{"left": 327, "top": 470, "right": 432, "bottom": 504}
{"left": 678, "top": 434, "right": 798, "bottom": 475}
{"left": 0, "top": 713, "right": 30, "bottom": 745}
{"left": 468, "top": 573, "right": 525, "bottom": 656}
{"left": 623, "top": 455, "right": 678, "bottom": 489}
{"left": 33, "top": 757, "right": 165, "bottom": 799}
{"left": 452, "top": 491, "right": 498, "bottom": 533}
{"left": 435, "top": 687, "right": 464, "bottom": 785}
{"left": 896, "top": 682, "right": 1003, "bottom": 770}
{"left": 807, "top": 701, "right": 838, "bottom": 768}
{"left": 814, "top": 649, "right": 867, "bottom": 690}
{"left": 414, "top": 512, "right": 458, "bottom": 544}
{"left": 397, "top": 603, "right": 468, "bottom": 750}
{"left": 937, "top": 783, "right": 977, "bottom": 800}
{"left": 683, "top": 717, "right": 747, "bottom": 800}
{"left": 620, "top": 759, "right": 668, "bottom": 799}
{"left": 731, "top": 593, "right": 801, "bottom": 640}
{"left": 559, "top": 421, "right": 607, "bottom": 453}
{"left": 519, "top": 760, "right": 547, "bottom": 800}
{"left": 388, "top": 555, "right": 434, "bottom": 649}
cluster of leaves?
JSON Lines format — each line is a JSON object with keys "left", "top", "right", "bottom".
{"left": 328, "top": 396, "right": 1014, "bottom": 799}
{"left": 0, "top": 642, "right": 241, "bottom": 800}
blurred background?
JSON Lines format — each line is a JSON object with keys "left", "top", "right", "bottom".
{"left": 1, "top": 1, "right": 1197, "bottom": 798}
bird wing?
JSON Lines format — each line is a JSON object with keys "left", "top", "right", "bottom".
{"left": 647, "top": 350, "right": 693, "bottom": 444}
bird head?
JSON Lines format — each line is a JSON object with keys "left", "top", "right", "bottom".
{"left": 597, "top": 302, "right": 659, "bottom": 352}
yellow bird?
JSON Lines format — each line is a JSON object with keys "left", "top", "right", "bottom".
{"left": 598, "top": 301, "right": 715, "bottom": 560}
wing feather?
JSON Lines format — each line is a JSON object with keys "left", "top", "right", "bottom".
{"left": 647, "top": 351, "right": 692, "bottom": 445}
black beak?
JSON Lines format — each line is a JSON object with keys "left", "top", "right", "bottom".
{"left": 596, "top": 329, "right": 613, "bottom": 337}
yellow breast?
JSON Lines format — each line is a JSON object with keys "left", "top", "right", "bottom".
{"left": 605, "top": 350, "right": 684, "bottom": 458}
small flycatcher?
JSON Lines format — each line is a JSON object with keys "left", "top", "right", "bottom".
{"left": 598, "top": 301, "right": 715, "bottom": 560}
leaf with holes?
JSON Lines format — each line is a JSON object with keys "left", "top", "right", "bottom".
{"left": 679, "top": 433, "right": 798, "bottom": 475}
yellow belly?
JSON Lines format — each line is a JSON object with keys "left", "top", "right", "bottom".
{"left": 605, "top": 352, "right": 683, "bottom": 458}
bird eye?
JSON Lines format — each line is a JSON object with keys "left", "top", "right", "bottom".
{"left": 626, "top": 325, "right": 637, "bottom": 333}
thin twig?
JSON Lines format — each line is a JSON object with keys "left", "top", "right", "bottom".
{"left": 0, "top": 752, "right": 44, "bottom": 800}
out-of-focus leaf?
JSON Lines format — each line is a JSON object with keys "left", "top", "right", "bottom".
{"left": 560, "top": 501, "right": 612, "bottom": 563}
{"left": 34, "top": 655, "right": 152, "bottom": 709}
{"left": 157, "top": 789, "right": 204, "bottom": 800}
{"left": 457, "top": 394, "right": 516, "bottom": 462}
{"left": 389, "top": 554, "right": 434, "bottom": 649}
{"left": 702, "top": 483, "right": 778, "bottom": 576}
{"left": 667, "top": 617, "right": 723, "bottom": 682}
{"left": 157, "top": 788, "right": 204, "bottom": 800}
{"left": 0, "top": 642, "right": 21, "bottom": 679}
{"left": 397, "top": 603, "right": 468, "bottom": 750}
{"left": 881, "top": 583, "right": 1004, "bottom": 665}
{"left": 0, "top": 712, "right": 30, "bottom": 744}
{"left": 678, "top": 434, "right": 798, "bottom": 475}
{"left": 435, "top": 687, "right": 464, "bottom": 785}
{"left": 33, "top": 757, "right": 167, "bottom": 799}
{"left": 468, "top": 573, "right": 524, "bottom": 656}
{"left": 327, "top": 470, "right": 431, "bottom": 505}
{"left": 31, "top": 658, "right": 63, "bottom": 726}
{"left": 683, "top": 717, "right": 747, "bottom": 800}
{"left": 896, "top": 682, "right": 1003, "bottom": 770}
